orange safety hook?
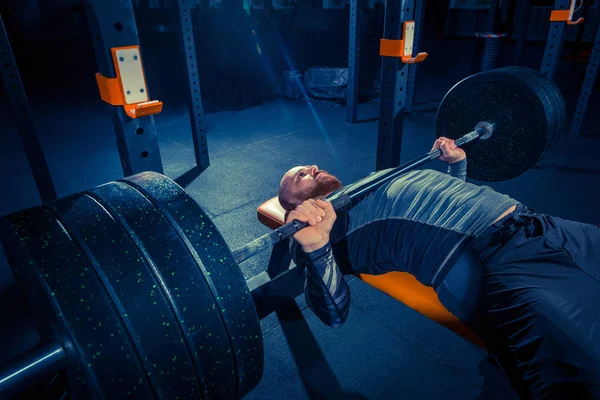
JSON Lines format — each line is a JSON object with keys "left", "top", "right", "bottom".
{"left": 380, "top": 21, "right": 428, "bottom": 64}
{"left": 550, "top": 0, "right": 585, "bottom": 25}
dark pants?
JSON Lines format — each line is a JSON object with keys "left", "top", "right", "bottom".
{"left": 469, "top": 204, "right": 600, "bottom": 400}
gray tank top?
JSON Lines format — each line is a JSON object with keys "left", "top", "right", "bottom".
{"left": 329, "top": 168, "right": 518, "bottom": 285}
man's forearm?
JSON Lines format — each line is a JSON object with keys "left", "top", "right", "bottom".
{"left": 291, "top": 241, "right": 351, "bottom": 327}
{"left": 447, "top": 158, "right": 467, "bottom": 181}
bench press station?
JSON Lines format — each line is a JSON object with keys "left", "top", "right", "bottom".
{"left": 0, "top": 65, "right": 565, "bottom": 399}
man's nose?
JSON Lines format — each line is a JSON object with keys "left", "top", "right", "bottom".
{"left": 309, "top": 165, "right": 319, "bottom": 175}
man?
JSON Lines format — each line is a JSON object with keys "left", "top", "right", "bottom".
{"left": 278, "top": 137, "right": 600, "bottom": 399}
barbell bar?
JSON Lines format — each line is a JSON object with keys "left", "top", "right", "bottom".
{"left": 0, "top": 66, "right": 565, "bottom": 399}
{"left": 231, "top": 121, "right": 494, "bottom": 265}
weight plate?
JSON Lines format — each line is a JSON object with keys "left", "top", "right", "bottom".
{"left": 525, "top": 68, "right": 565, "bottom": 155}
{"left": 48, "top": 193, "right": 202, "bottom": 399}
{"left": 499, "top": 66, "right": 566, "bottom": 158}
{"left": 1, "top": 206, "right": 151, "bottom": 399}
{"left": 0, "top": 217, "right": 64, "bottom": 349}
{"left": 122, "top": 172, "right": 264, "bottom": 399}
{"left": 87, "top": 181, "right": 236, "bottom": 399}
{"left": 496, "top": 66, "right": 559, "bottom": 159}
{"left": 436, "top": 66, "right": 560, "bottom": 181}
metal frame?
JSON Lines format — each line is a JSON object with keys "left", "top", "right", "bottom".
{"left": 569, "top": 14, "right": 600, "bottom": 137}
{"left": 247, "top": 259, "right": 304, "bottom": 319}
{"left": 346, "top": 0, "right": 362, "bottom": 124}
{"left": 347, "top": 0, "right": 427, "bottom": 122}
{"left": 540, "top": 0, "right": 572, "bottom": 81}
{"left": 404, "top": 0, "right": 426, "bottom": 113}
{"left": 84, "top": 0, "right": 164, "bottom": 177}
{"left": 174, "top": 0, "right": 210, "bottom": 170}
{"left": 0, "top": 15, "right": 57, "bottom": 203}
{"left": 376, "top": 0, "right": 416, "bottom": 171}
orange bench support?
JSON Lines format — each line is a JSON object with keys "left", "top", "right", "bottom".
{"left": 257, "top": 196, "right": 486, "bottom": 350}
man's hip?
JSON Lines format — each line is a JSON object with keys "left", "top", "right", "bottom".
{"left": 466, "top": 205, "right": 600, "bottom": 399}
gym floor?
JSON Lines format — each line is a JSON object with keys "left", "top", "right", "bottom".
{"left": 1, "top": 38, "right": 599, "bottom": 399}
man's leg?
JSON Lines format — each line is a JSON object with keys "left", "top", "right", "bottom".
{"left": 471, "top": 211, "right": 600, "bottom": 400}
{"left": 542, "top": 216, "right": 600, "bottom": 283}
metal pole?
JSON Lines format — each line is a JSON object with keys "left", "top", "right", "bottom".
{"left": 347, "top": 128, "right": 482, "bottom": 201}
{"left": 0, "top": 342, "right": 68, "bottom": 398}
{"left": 540, "top": 0, "right": 571, "bottom": 81}
{"left": 569, "top": 15, "right": 600, "bottom": 137}
{"left": 376, "top": 0, "right": 416, "bottom": 171}
{"left": 346, "top": 0, "right": 361, "bottom": 124}
{"left": 0, "top": 14, "right": 57, "bottom": 203}
{"left": 405, "top": 0, "right": 426, "bottom": 113}
{"left": 174, "top": 0, "right": 210, "bottom": 170}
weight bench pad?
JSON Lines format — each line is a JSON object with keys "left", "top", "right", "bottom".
{"left": 257, "top": 196, "right": 485, "bottom": 349}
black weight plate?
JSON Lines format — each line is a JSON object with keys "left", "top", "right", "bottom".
{"left": 497, "top": 66, "right": 559, "bottom": 159}
{"left": 524, "top": 68, "right": 565, "bottom": 155}
{"left": 500, "top": 66, "right": 566, "bottom": 158}
{"left": 508, "top": 67, "right": 565, "bottom": 162}
{"left": 122, "top": 172, "right": 264, "bottom": 399}
{"left": 0, "top": 217, "right": 66, "bottom": 351}
{"left": 48, "top": 193, "right": 202, "bottom": 399}
{"left": 87, "top": 181, "right": 236, "bottom": 399}
{"left": 0, "top": 206, "right": 151, "bottom": 399}
{"left": 436, "top": 66, "right": 557, "bottom": 181}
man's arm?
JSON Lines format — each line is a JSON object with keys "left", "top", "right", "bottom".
{"left": 433, "top": 136, "right": 467, "bottom": 181}
{"left": 447, "top": 158, "right": 467, "bottom": 181}
{"left": 291, "top": 239, "right": 350, "bottom": 328}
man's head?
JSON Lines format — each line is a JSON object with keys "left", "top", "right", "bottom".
{"left": 278, "top": 165, "right": 343, "bottom": 212}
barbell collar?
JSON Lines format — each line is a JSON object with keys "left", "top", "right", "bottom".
{"left": 474, "top": 121, "right": 494, "bottom": 140}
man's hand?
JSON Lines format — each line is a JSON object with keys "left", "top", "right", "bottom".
{"left": 432, "top": 137, "right": 466, "bottom": 164}
{"left": 285, "top": 199, "right": 337, "bottom": 253}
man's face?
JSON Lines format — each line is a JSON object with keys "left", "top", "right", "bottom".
{"left": 279, "top": 165, "right": 343, "bottom": 210}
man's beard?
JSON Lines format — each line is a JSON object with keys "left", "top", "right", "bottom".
{"left": 298, "top": 173, "right": 343, "bottom": 201}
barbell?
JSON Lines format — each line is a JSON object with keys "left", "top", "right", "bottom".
{"left": 233, "top": 66, "right": 566, "bottom": 264}
{"left": 0, "top": 66, "right": 565, "bottom": 399}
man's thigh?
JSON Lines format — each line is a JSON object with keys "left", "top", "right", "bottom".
{"left": 542, "top": 215, "right": 600, "bottom": 283}
{"left": 475, "top": 226, "right": 600, "bottom": 399}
